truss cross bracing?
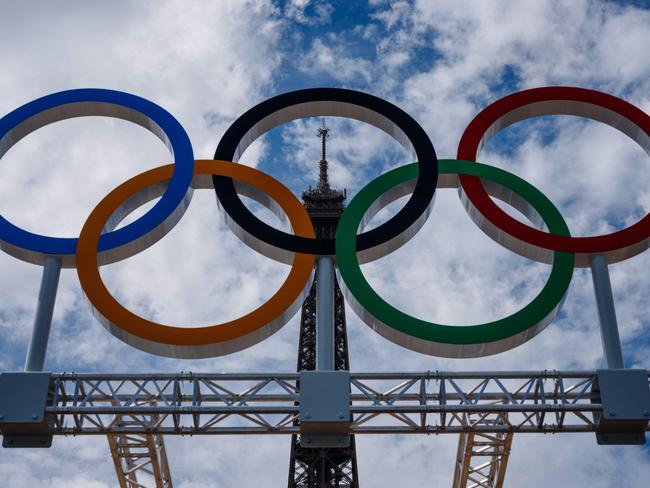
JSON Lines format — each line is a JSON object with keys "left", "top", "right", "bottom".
{"left": 106, "top": 396, "right": 172, "bottom": 488}
{"left": 108, "top": 429, "right": 172, "bottom": 488}
{"left": 38, "top": 371, "right": 649, "bottom": 436}
{"left": 452, "top": 417, "right": 513, "bottom": 488}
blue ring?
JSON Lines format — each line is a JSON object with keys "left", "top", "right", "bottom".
{"left": 0, "top": 88, "right": 194, "bottom": 264}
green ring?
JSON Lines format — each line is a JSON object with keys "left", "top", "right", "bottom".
{"left": 336, "top": 159, "right": 575, "bottom": 357}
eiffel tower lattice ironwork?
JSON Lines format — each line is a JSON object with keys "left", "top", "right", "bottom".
{"left": 287, "top": 121, "right": 358, "bottom": 488}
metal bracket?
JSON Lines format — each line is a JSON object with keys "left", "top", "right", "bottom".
{"left": 0, "top": 372, "right": 53, "bottom": 448}
{"left": 299, "top": 371, "right": 350, "bottom": 447}
{"left": 592, "top": 369, "right": 650, "bottom": 445}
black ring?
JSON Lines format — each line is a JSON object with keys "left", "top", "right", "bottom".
{"left": 213, "top": 87, "right": 437, "bottom": 256}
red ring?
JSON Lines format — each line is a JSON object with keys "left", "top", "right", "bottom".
{"left": 457, "top": 86, "right": 650, "bottom": 265}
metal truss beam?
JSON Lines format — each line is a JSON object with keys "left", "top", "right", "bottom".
{"left": 35, "top": 371, "right": 649, "bottom": 436}
{"left": 104, "top": 390, "right": 173, "bottom": 487}
{"left": 108, "top": 429, "right": 172, "bottom": 488}
{"left": 452, "top": 416, "right": 512, "bottom": 488}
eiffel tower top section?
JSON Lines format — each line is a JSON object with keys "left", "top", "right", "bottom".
{"left": 301, "top": 119, "right": 346, "bottom": 217}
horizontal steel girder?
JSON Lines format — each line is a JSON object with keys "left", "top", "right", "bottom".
{"left": 20, "top": 371, "right": 649, "bottom": 436}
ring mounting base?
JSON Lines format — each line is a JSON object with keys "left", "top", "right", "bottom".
{"left": 592, "top": 369, "right": 650, "bottom": 445}
{"left": 0, "top": 372, "right": 54, "bottom": 448}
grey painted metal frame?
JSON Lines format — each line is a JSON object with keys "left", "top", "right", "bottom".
{"left": 316, "top": 257, "right": 335, "bottom": 371}
{"left": 24, "top": 256, "right": 61, "bottom": 372}
{"left": 589, "top": 254, "right": 625, "bottom": 369}
{"left": 29, "top": 371, "right": 649, "bottom": 436}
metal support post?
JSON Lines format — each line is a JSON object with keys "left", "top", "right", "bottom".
{"left": 24, "top": 256, "right": 61, "bottom": 372}
{"left": 316, "top": 256, "right": 335, "bottom": 371}
{"left": 589, "top": 254, "right": 624, "bottom": 369}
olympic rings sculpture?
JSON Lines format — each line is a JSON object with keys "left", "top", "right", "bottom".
{"left": 1, "top": 86, "right": 648, "bottom": 358}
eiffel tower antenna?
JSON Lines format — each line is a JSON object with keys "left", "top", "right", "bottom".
{"left": 317, "top": 118, "right": 330, "bottom": 190}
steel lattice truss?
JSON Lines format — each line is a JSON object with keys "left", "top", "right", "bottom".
{"left": 42, "top": 371, "right": 650, "bottom": 435}
{"left": 107, "top": 429, "right": 172, "bottom": 488}
{"left": 452, "top": 419, "right": 513, "bottom": 488}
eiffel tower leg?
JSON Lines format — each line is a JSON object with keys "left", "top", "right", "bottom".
{"left": 288, "top": 277, "right": 359, "bottom": 488}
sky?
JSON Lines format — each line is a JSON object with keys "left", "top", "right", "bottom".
{"left": 1, "top": 0, "right": 650, "bottom": 486}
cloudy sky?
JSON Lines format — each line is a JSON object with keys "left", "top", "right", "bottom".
{"left": 1, "top": 0, "right": 650, "bottom": 486}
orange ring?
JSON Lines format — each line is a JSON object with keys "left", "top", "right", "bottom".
{"left": 76, "top": 160, "right": 316, "bottom": 358}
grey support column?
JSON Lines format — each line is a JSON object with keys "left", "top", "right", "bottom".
{"left": 24, "top": 256, "right": 61, "bottom": 372}
{"left": 589, "top": 254, "right": 624, "bottom": 369}
{"left": 316, "top": 256, "right": 335, "bottom": 371}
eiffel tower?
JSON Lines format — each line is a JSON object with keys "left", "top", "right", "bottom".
{"left": 287, "top": 121, "right": 359, "bottom": 488}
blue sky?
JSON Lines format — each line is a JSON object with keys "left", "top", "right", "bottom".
{"left": 1, "top": 0, "right": 650, "bottom": 486}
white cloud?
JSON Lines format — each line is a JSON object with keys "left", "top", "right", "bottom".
{"left": 1, "top": 0, "right": 650, "bottom": 486}
{"left": 284, "top": 0, "right": 334, "bottom": 25}
{"left": 288, "top": 1, "right": 650, "bottom": 485}
{"left": 298, "top": 38, "right": 375, "bottom": 84}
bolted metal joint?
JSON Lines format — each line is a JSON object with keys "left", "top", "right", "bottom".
{"left": 299, "top": 371, "right": 350, "bottom": 448}
{"left": 592, "top": 369, "right": 650, "bottom": 445}
{"left": 0, "top": 372, "right": 54, "bottom": 448}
